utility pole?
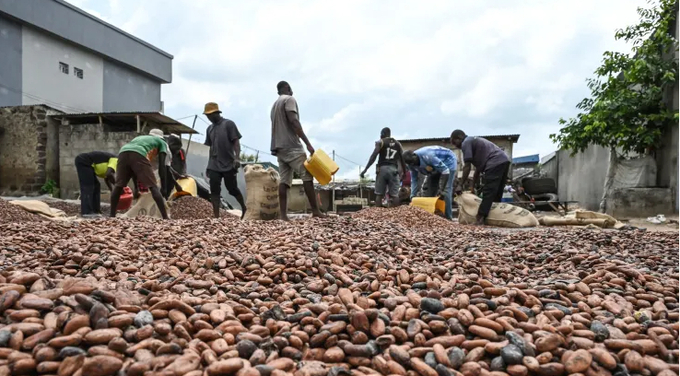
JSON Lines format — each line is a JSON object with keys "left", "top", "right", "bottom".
{"left": 185, "top": 115, "right": 198, "bottom": 157}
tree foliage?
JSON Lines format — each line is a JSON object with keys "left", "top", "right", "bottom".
{"left": 240, "top": 152, "right": 259, "bottom": 163}
{"left": 551, "top": 0, "right": 679, "bottom": 156}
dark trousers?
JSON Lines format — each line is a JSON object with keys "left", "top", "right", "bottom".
{"left": 478, "top": 161, "right": 510, "bottom": 218}
{"left": 75, "top": 155, "right": 101, "bottom": 215}
{"left": 208, "top": 169, "right": 242, "bottom": 198}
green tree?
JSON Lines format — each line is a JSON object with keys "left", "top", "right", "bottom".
{"left": 240, "top": 152, "right": 259, "bottom": 163}
{"left": 550, "top": 0, "right": 678, "bottom": 212}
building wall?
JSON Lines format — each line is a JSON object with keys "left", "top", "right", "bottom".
{"left": 0, "top": 0, "right": 172, "bottom": 82}
{"left": 0, "top": 105, "right": 53, "bottom": 195}
{"left": 0, "top": 15, "right": 22, "bottom": 107}
{"left": 103, "top": 60, "right": 161, "bottom": 112}
{"left": 555, "top": 144, "right": 610, "bottom": 211}
{"left": 58, "top": 123, "right": 137, "bottom": 199}
{"left": 21, "top": 26, "right": 104, "bottom": 113}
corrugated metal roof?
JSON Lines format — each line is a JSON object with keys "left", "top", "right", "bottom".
{"left": 398, "top": 134, "right": 520, "bottom": 143}
{"left": 512, "top": 154, "right": 540, "bottom": 164}
{"left": 54, "top": 111, "right": 199, "bottom": 134}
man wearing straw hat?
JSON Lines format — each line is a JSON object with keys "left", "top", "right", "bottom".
{"left": 109, "top": 128, "right": 170, "bottom": 219}
{"left": 203, "top": 102, "right": 246, "bottom": 219}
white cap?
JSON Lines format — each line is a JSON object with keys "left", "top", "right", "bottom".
{"left": 149, "top": 128, "right": 164, "bottom": 138}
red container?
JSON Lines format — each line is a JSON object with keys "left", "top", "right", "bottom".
{"left": 117, "top": 186, "right": 133, "bottom": 211}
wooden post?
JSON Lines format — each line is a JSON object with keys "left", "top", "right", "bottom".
{"left": 185, "top": 115, "right": 198, "bottom": 157}
{"left": 136, "top": 115, "right": 140, "bottom": 133}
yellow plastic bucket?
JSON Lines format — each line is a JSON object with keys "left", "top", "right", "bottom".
{"left": 170, "top": 177, "right": 198, "bottom": 200}
{"left": 410, "top": 197, "right": 445, "bottom": 214}
{"left": 304, "top": 149, "right": 339, "bottom": 185}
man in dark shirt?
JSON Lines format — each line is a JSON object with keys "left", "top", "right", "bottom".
{"left": 75, "top": 151, "right": 117, "bottom": 216}
{"left": 203, "top": 102, "right": 246, "bottom": 219}
{"left": 451, "top": 129, "right": 510, "bottom": 225}
{"left": 360, "top": 127, "right": 406, "bottom": 207}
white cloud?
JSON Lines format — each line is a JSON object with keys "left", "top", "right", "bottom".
{"left": 67, "top": 0, "right": 647, "bottom": 172}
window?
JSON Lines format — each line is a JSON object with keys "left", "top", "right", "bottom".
{"left": 59, "top": 62, "right": 69, "bottom": 74}
{"left": 74, "top": 67, "right": 83, "bottom": 79}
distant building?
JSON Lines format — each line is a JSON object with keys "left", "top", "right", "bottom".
{"left": 398, "top": 134, "right": 520, "bottom": 177}
{"left": 0, "top": 0, "right": 172, "bottom": 113}
{"left": 512, "top": 154, "right": 539, "bottom": 181}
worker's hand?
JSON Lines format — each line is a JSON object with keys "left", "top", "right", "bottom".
{"left": 233, "top": 160, "right": 241, "bottom": 170}
{"left": 306, "top": 144, "right": 315, "bottom": 156}
{"left": 359, "top": 171, "right": 365, "bottom": 179}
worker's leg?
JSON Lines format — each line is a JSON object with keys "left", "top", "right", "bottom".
{"left": 374, "top": 167, "right": 387, "bottom": 208}
{"left": 277, "top": 157, "right": 292, "bottom": 221}
{"left": 291, "top": 153, "right": 324, "bottom": 217}
{"left": 493, "top": 162, "right": 510, "bottom": 202}
{"left": 443, "top": 172, "right": 455, "bottom": 220}
{"left": 208, "top": 170, "right": 223, "bottom": 219}
{"left": 149, "top": 186, "right": 169, "bottom": 219}
{"left": 129, "top": 152, "right": 168, "bottom": 219}
{"left": 477, "top": 163, "right": 507, "bottom": 224}
{"left": 75, "top": 155, "right": 96, "bottom": 216}
{"left": 93, "top": 177, "right": 101, "bottom": 214}
{"left": 385, "top": 165, "right": 401, "bottom": 208}
{"left": 223, "top": 170, "right": 246, "bottom": 219}
{"left": 110, "top": 153, "right": 133, "bottom": 217}
{"left": 426, "top": 174, "right": 440, "bottom": 197}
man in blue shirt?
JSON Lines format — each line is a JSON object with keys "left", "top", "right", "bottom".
{"left": 403, "top": 146, "right": 458, "bottom": 220}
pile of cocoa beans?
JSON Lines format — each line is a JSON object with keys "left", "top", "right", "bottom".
{"left": 0, "top": 200, "right": 44, "bottom": 224}
{"left": 168, "top": 197, "right": 234, "bottom": 220}
{"left": 0, "top": 206, "right": 676, "bottom": 376}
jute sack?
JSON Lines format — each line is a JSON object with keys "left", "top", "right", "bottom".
{"left": 122, "top": 193, "right": 167, "bottom": 219}
{"left": 9, "top": 200, "right": 73, "bottom": 221}
{"left": 244, "top": 164, "right": 280, "bottom": 221}
{"left": 456, "top": 192, "right": 539, "bottom": 228}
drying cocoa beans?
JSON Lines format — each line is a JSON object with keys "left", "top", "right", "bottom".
{"left": 0, "top": 205, "right": 676, "bottom": 376}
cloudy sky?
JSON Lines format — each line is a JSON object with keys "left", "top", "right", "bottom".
{"left": 68, "top": 0, "right": 644, "bottom": 179}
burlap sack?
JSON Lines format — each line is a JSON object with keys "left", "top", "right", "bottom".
{"left": 9, "top": 200, "right": 72, "bottom": 221}
{"left": 540, "top": 210, "right": 624, "bottom": 229}
{"left": 122, "top": 193, "right": 167, "bottom": 219}
{"left": 456, "top": 192, "right": 539, "bottom": 228}
{"left": 244, "top": 164, "right": 280, "bottom": 221}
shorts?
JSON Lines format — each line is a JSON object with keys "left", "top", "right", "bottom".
{"left": 375, "top": 164, "right": 400, "bottom": 197}
{"left": 276, "top": 148, "right": 312, "bottom": 187}
{"left": 115, "top": 151, "right": 157, "bottom": 189}
{"left": 208, "top": 169, "right": 242, "bottom": 198}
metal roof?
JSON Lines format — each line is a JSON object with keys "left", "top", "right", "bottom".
{"left": 54, "top": 111, "right": 199, "bottom": 135}
{"left": 398, "top": 134, "right": 520, "bottom": 143}
{"left": 512, "top": 154, "right": 540, "bottom": 164}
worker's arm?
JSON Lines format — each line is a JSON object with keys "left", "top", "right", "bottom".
{"left": 396, "top": 143, "right": 407, "bottom": 177}
{"left": 285, "top": 110, "right": 314, "bottom": 155}
{"left": 360, "top": 141, "right": 382, "bottom": 178}
{"left": 461, "top": 162, "right": 472, "bottom": 190}
{"left": 410, "top": 169, "right": 420, "bottom": 198}
{"left": 158, "top": 152, "right": 168, "bottom": 199}
{"left": 472, "top": 169, "right": 481, "bottom": 192}
{"left": 104, "top": 168, "right": 115, "bottom": 192}
{"left": 233, "top": 138, "right": 241, "bottom": 170}
{"left": 168, "top": 167, "right": 184, "bottom": 193}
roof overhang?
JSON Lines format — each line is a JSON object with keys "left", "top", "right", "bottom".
{"left": 398, "top": 134, "right": 520, "bottom": 144}
{"left": 53, "top": 111, "right": 198, "bottom": 135}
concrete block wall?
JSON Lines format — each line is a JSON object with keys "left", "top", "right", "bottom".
{"left": 59, "top": 123, "right": 137, "bottom": 199}
{"left": 0, "top": 105, "right": 52, "bottom": 195}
